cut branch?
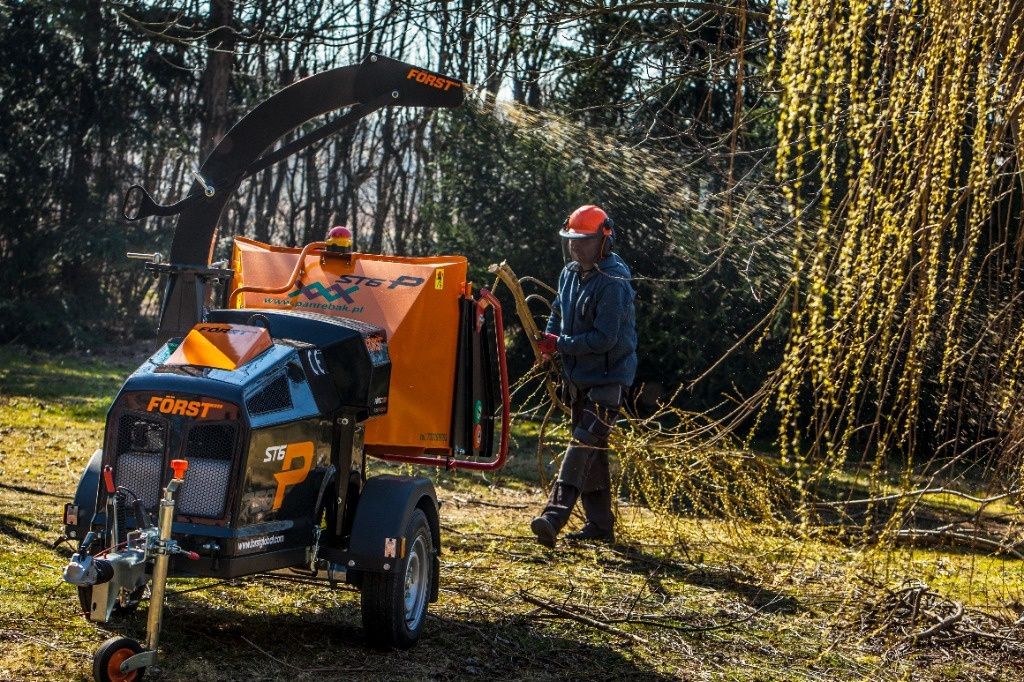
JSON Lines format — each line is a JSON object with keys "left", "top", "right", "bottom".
{"left": 519, "top": 591, "right": 648, "bottom": 645}
{"left": 814, "top": 488, "right": 1018, "bottom": 508}
{"left": 892, "top": 529, "right": 1024, "bottom": 560}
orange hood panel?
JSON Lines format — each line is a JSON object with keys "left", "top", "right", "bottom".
{"left": 229, "top": 237, "right": 468, "bottom": 451}
{"left": 166, "top": 323, "right": 273, "bottom": 371}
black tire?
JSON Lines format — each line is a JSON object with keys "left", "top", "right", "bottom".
{"left": 78, "top": 585, "right": 145, "bottom": 619}
{"left": 93, "top": 636, "right": 145, "bottom": 682}
{"left": 360, "top": 508, "right": 434, "bottom": 649}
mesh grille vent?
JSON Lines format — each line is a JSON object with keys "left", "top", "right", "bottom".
{"left": 184, "top": 423, "right": 235, "bottom": 460}
{"left": 177, "top": 458, "right": 232, "bottom": 518}
{"left": 246, "top": 374, "right": 292, "bottom": 415}
{"left": 116, "top": 453, "right": 163, "bottom": 510}
{"left": 175, "top": 423, "right": 236, "bottom": 518}
{"left": 115, "top": 414, "right": 167, "bottom": 510}
{"left": 116, "top": 414, "right": 165, "bottom": 456}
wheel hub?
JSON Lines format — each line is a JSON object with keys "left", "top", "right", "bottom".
{"left": 106, "top": 648, "right": 138, "bottom": 682}
{"left": 402, "top": 535, "right": 428, "bottom": 630}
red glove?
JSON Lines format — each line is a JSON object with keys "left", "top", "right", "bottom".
{"left": 536, "top": 333, "right": 559, "bottom": 356}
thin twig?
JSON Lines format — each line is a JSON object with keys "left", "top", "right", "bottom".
{"left": 608, "top": 597, "right": 781, "bottom": 633}
{"left": 449, "top": 495, "right": 528, "bottom": 510}
{"left": 240, "top": 635, "right": 307, "bottom": 672}
{"left": 815, "top": 487, "right": 1017, "bottom": 507}
{"left": 892, "top": 529, "right": 1024, "bottom": 560}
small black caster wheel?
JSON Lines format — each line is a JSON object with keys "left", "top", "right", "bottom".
{"left": 93, "top": 636, "right": 145, "bottom": 682}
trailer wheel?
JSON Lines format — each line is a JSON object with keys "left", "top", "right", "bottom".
{"left": 360, "top": 508, "right": 433, "bottom": 649}
{"left": 93, "top": 636, "right": 145, "bottom": 682}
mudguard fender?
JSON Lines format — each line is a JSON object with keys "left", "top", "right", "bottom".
{"left": 344, "top": 474, "right": 440, "bottom": 600}
{"left": 66, "top": 449, "right": 102, "bottom": 541}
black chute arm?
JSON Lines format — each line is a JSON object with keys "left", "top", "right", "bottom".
{"left": 124, "top": 53, "right": 464, "bottom": 264}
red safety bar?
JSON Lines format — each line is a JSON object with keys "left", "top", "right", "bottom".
{"left": 372, "top": 288, "right": 510, "bottom": 471}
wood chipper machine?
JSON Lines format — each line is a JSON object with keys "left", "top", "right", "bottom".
{"left": 57, "top": 54, "right": 510, "bottom": 682}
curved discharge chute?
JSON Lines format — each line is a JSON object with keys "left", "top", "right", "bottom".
{"left": 122, "top": 54, "right": 464, "bottom": 339}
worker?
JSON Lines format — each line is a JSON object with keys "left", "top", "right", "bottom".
{"left": 530, "top": 204, "right": 637, "bottom": 547}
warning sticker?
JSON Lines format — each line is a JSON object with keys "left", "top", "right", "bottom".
{"left": 434, "top": 268, "right": 445, "bottom": 290}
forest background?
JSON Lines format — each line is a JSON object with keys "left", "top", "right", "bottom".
{"left": 0, "top": 0, "right": 786, "bottom": 412}
{"left": 6, "top": 1, "right": 1024, "bottom": 677}
{"left": 6, "top": 0, "right": 1024, "bottom": 569}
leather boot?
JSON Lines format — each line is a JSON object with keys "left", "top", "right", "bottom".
{"left": 531, "top": 481, "right": 579, "bottom": 547}
{"left": 567, "top": 487, "right": 614, "bottom": 542}
{"left": 565, "top": 523, "right": 614, "bottom": 543}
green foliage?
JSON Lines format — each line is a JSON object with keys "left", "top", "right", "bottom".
{"left": 0, "top": 1, "right": 167, "bottom": 346}
{"left": 771, "top": 0, "right": 1024, "bottom": 484}
{"left": 0, "top": 2, "right": 83, "bottom": 343}
{"left": 425, "top": 106, "right": 585, "bottom": 289}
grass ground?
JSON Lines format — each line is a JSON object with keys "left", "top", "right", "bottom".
{"left": 2, "top": 345, "right": 1023, "bottom": 681}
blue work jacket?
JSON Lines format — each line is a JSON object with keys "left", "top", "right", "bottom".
{"left": 545, "top": 253, "right": 637, "bottom": 389}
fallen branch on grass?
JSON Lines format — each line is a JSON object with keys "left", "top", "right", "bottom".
{"left": 910, "top": 598, "right": 964, "bottom": 643}
{"left": 0, "top": 628, "right": 90, "bottom": 658}
{"left": 605, "top": 596, "right": 783, "bottom": 633}
{"left": 449, "top": 495, "right": 528, "bottom": 510}
{"left": 860, "top": 581, "right": 1024, "bottom": 651}
{"left": 241, "top": 635, "right": 307, "bottom": 672}
{"left": 891, "top": 529, "right": 1024, "bottom": 560}
{"left": 814, "top": 487, "right": 1018, "bottom": 508}
{"left": 518, "top": 591, "right": 648, "bottom": 645}
{"left": 240, "top": 635, "right": 372, "bottom": 677}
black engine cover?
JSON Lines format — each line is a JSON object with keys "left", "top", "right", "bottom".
{"left": 206, "top": 309, "right": 390, "bottom": 419}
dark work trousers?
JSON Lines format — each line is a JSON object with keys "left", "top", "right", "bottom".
{"left": 540, "top": 383, "right": 625, "bottom": 534}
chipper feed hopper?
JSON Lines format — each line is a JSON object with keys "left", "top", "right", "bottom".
{"left": 57, "top": 54, "right": 509, "bottom": 682}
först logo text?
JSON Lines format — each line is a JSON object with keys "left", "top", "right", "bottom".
{"left": 146, "top": 395, "right": 223, "bottom": 418}
{"left": 406, "top": 68, "right": 461, "bottom": 91}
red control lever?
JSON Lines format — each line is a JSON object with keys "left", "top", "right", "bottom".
{"left": 170, "top": 459, "right": 189, "bottom": 480}
{"left": 102, "top": 466, "right": 116, "bottom": 494}
{"left": 185, "top": 551, "right": 200, "bottom": 561}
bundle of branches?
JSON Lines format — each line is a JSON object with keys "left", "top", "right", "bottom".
{"left": 613, "top": 409, "right": 793, "bottom": 522}
{"left": 490, "top": 262, "right": 795, "bottom": 525}
{"left": 769, "top": 0, "right": 1024, "bottom": 520}
{"left": 857, "top": 581, "right": 1024, "bottom": 653}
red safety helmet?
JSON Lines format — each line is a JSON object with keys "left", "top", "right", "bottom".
{"left": 559, "top": 205, "right": 614, "bottom": 240}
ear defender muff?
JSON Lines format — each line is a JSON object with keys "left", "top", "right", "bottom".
{"left": 599, "top": 217, "right": 613, "bottom": 257}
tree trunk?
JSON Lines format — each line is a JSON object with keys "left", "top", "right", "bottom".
{"left": 64, "top": 0, "right": 102, "bottom": 231}
{"left": 199, "top": 0, "right": 235, "bottom": 161}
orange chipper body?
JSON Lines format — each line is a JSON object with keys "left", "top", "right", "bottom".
{"left": 229, "top": 237, "right": 470, "bottom": 457}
